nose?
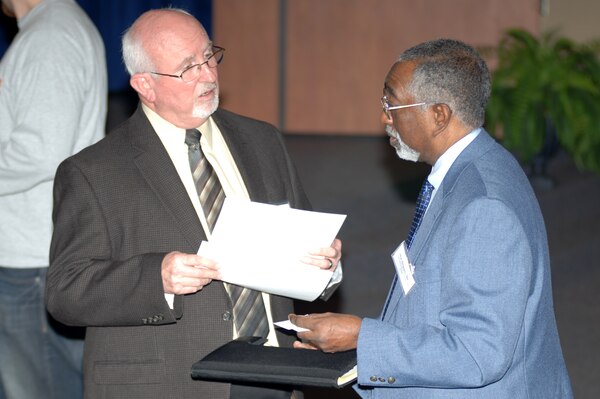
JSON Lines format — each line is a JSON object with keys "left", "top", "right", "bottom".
{"left": 380, "top": 109, "right": 392, "bottom": 125}
{"left": 198, "top": 62, "right": 218, "bottom": 83}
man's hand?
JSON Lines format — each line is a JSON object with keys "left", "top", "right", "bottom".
{"left": 302, "top": 238, "right": 342, "bottom": 271}
{"left": 161, "top": 251, "right": 221, "bottom": 295}
{"left": 288, "top": 312, "right": 361, "bottom": 353}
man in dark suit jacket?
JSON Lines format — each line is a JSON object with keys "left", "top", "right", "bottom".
{"left": 45, "top": 8, "right": 341, "bottom": 399}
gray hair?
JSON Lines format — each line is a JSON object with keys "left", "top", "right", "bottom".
{"left": 121, "top": 8, "right": 194, "bottom": 76}
{"left": 398, "top": 39, "right": 491, "bottom": 129}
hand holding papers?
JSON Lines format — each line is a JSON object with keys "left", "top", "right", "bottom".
{"left": 274, "top": 319, "right": 309, "bottom": 332}
{"left": 198, "top": 198, "right": 346, "bottom": 301}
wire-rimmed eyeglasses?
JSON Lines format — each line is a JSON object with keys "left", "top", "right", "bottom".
{"left": 380, "top": 95, "right": 426, "bottom": 119}
{"left": 150, "top": 46, "right": 225, "bottom": 83}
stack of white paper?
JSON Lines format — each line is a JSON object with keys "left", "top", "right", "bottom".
{"left": 198, "top": 198, "right": 346, "bottom": 301}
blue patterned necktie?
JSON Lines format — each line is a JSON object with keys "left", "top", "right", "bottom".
{"left": 382, "top": 179, "right": 434, "bottom": 318}
{"left": 185, "top": 130, "right": 269, "bottom": 338}
{"left": 406, "top": 180, "right": 434, "bottom": 249}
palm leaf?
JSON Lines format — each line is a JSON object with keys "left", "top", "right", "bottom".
{"left": 485, "top": 28, "right": 600, "bottom": 173}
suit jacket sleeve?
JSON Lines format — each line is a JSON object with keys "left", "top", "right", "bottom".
{"left": 45, "top": 157, "right": 177, "bottom": 327}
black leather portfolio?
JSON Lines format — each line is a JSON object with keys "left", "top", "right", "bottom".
{"left": 191, "top": 337, "right": 357, "bottom": 388}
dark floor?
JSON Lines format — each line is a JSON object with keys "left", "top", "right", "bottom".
{"left": 107, "top": 95, "right": 600, "bottom": 398}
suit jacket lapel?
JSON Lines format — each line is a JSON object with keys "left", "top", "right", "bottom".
{"left": 409, "top": 189, "right": 442, "bottom": 260}
{"left": 127, "top": 106, "right": 205, "bottom": 250}
{"left": 409, "top": 130, "right": 496, "bottom": 260}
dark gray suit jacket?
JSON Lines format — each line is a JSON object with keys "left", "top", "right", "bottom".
{"left": 46, "top": 107, "right": 310, "bottom": 398}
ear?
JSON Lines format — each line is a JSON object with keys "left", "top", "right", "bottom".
{"left": 431, "top": 103, "right": 452, "bottom": 137}
{"left": 130, "top": 73, "right": 156, "bottom": 103}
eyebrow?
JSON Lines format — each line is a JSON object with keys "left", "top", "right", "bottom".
{"left": 174, "top": 42, "right": 214, "bottom": 71}
{"left": 383, "top": 83, "right": 400, "bottom": 100}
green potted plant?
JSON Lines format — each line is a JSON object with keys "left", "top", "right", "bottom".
{"left": 485, "top": 28, "right": 600, "bottom": 180}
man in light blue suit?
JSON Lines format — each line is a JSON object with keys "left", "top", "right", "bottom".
{"left": 290, "top": 38, "right": 573, "bottom": 398}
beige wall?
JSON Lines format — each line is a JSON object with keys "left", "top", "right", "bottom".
{"left": 212, "top": 0, "right": 281, "bottom": 127}
{"left": 540, "top": 0, "right": 600, "bottom": 42}
{"left": 214, "top": 0, "right": 539, "bottom": 135}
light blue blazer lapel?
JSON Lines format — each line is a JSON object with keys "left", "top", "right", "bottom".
{"left": 410, "top": 130, "right": 497, "bottom": 260}
{"left": 408, "top": 186, "right": 442, "bottom": 261}
{"left": 380, "top": 181, "right": 443, "bottom": 320}
{"left": 382, "top": 130, "right": 497, "bottom": 320}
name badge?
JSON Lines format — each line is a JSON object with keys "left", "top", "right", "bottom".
{"left": 391, "top": 241, "right": 415, "bottom": 295}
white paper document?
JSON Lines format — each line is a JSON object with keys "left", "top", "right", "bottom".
{"left": 274, "top": 319, "right": 310, "bottom": 332}
{"left": 198, "top": 198, "right": 346, "bottom": 301}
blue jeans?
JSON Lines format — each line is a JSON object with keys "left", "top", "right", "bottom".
{"left": 0, "top": 267, "right": 84, "bottom": 399}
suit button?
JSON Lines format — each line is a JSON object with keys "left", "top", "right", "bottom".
{"left": 378, "top": 377, "right": 385, "bottom": 382}
{"left": 142, "top": 318, "right": 148, "bottom": 324}
{"left": 222, "top": 311, "right": 232, "bottom": 321}
{"left": 370, "top": 376, "right": 377, "bottom": 382}
{"left": 388, "top": 377, "right": 396, "bottom": 384}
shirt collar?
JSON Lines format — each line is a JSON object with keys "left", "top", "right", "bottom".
{"left": 141, "top": 104, "right": 215, "bottom": 149}
{"left": 428, "top": 128, "right": 481, "bottom": 192}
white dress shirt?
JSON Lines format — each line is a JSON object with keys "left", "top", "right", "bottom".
{"left": 143, "top": 105, "right": 282, "bottom": 345}
{"left": 428, "top": 128, "right": 481, "bottom": 203}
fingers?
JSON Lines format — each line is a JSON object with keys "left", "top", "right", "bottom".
{"left": 300, "top": 255, "right": 332, "bottom": 270}
{"left": 302, "top": 238, "right": 343, "bottom": 271}
{"left": 161, "top": 251, "right": 221, "bottom": 295}
{"left": 293, "top": 340, "right": 318, "bottom": 350}
{"left": 288, "top": 313, "right": 304, "bottom": 328}
{"left": 289, "top": 313, "right": 330, "bottom": 352}
{"left": 289, "top": 313, "right": 320, "bottom": 350}
{"left": 289, "top": 312, "right": 361, "bottom": 353}
{"left": 289, "top": 312, "right": 328, "bottom": 332}
{"left": 289, "top": 312, "right": 310, "bottom": 327}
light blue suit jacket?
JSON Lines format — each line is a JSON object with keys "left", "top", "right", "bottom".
{"left": 355, "top": 131, "right": 572, "bottom": 398}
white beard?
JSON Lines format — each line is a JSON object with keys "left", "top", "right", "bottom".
{"left": 192, "top": 84, "right": 219, "bottom": 119}
{"left": 385, "top": 125, "right": 420, "bottom": 162}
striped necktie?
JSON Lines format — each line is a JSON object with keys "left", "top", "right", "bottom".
{"left": 185, "top": 129, "right": 225, "bottom": 230}
{"left": 185, "top": 129, "right": 269, "bottom": 338}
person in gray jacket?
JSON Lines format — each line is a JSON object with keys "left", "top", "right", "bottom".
{"left": 0, "top": 0, "right": 107, "bottom": 398}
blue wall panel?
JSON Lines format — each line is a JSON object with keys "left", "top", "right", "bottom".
{"left": 0, "top": 1, "right": 212, "bottom": 92}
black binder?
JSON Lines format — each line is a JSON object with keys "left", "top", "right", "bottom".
{"left": 191, "top": 337, "right": 357, "bottom": 388}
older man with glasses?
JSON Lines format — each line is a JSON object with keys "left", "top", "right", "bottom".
{"left": 45, "top": 8, "right": 341, "bottom": 399}
{"left": 290, "top": 38, "right": 572, "bottom": 399}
